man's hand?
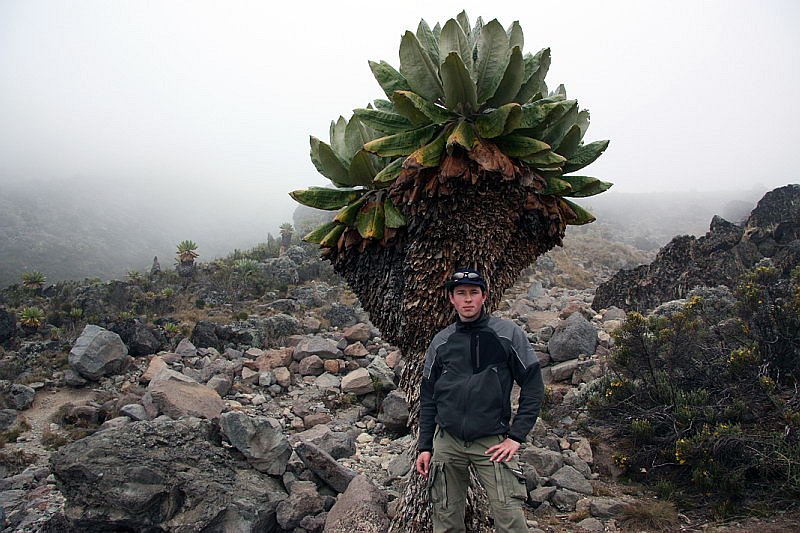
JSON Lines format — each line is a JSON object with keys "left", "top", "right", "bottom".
{"left": 485, "top": 437, "right": 520, "bottom": 462}
{"left": 416, "top": 451, "right": 432, "bottom": 477}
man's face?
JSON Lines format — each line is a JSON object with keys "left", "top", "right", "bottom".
{"left": 449, "top": 284, "right": 487, "bottom": 322}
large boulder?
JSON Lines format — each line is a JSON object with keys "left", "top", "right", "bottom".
{"left": 294, "top": 337, "right": 340, "bottom": 361}
{"left": 0, "top": 308, "right": 16, "bottom": 343}
{"left": 293, "top": 440, "right": 357, "bottom": 493}
{"left": 276, "top": 481, "right": 323, "bottom": 530}
{"left": 378, "top": 390, "right": 409, "bottom": 432}
{"left": 219, "top": 411, "right": 291, "bottom": 475}
{"left": 190, "top": 320, "right": 222, "bottom": 350}
{"left": 547, "top": 313, "right": 598, "bottom": 362}
{"left": 69, "top": 325, "right": 131, "bottom": 380}
{"left": 147, "top": 368, "right": 224, "bottom": 420}
{"left": 324, "top": 475, "right": 390, "bottom": 533}
{"left": 292, "top": 424, "right": 356, "bottom": 459}
{"left": 0, "top": 381, "right": 35, "bottom": 411}
{"left": 50, "top": 417, "right": 287, "bottom": 531}
{"left": 109, "top": 319, "right": 165, "bottom": 356}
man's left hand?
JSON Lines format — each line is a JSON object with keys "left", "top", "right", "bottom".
{"left": 485, "top": 437, "right": 520, "bottom": 462}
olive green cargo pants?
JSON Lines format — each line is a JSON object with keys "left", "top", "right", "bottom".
{"left": 428, "top": 428, "right": 528, "bottom": 533}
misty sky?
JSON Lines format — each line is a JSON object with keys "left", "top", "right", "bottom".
{"left": 1, "top": 0, "right": 799, "bottom": 236}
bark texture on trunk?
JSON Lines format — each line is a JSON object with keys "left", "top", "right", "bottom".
{"left": 328, "top": 158, "right": 567, "bottom": 532}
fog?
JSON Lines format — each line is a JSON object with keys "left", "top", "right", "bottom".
{"left": 1, "top": 0, "right": 798, "bottom": 280}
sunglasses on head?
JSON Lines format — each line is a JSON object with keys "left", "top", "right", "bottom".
{"left": 451, "top": 272, "right": 481, "bottom": 281}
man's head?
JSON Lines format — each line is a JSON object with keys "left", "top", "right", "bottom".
{"left": 446, "top": 268, "right": 488, "bottom": 322}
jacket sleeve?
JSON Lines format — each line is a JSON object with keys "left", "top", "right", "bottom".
{"left": 418, "top": 339, "right": 442, "bottom": 452}
{"left": 507, "top": 325, "right": 544, "bottom": 443}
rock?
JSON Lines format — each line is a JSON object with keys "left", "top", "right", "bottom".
{"left": 551, "top": 488, "right": 581, "bottom": 511}
{"left": 344, "top": 342, "right": 370, "bottom": 357}
{"left": 140, "top": 355, "right": 168, "bottom": 383}
{"left": 590, "top": 497, "right": 627, "bottom": 518}
{"left": 174, "top": 337, "right": 197, "bottom": 358}
{"left": 219, "top": 411, "right": 291, "bottom": 475}
{"left": 385, "top": 350, "right": 402, "bottom": 369}
{"left": 325, "top": 303, "right": 358, "bottom": 329}
{"left": 550, "top": 360, "right": 580, "bottom": 382}
{"left": 324, "top": 359, "right": 342, "bottom": 374}
{"left": 147, "top": 368, "right": 224, "bottom": 420}
{"left": 573, "top": 438, "right": 593, "bottom": 464}
{"left": 563, "top": 451, "right": 591, "bottom": 479}
{"left": 527, "top": 281, "right": 546, "bottom": 298}
{"left": 529, "top": 486, "right": 556, "bottom": 504}
{"left": 119, "top": 404, "right": 150, "bottom": 421}
{"left": 0, "top": 308, "right": 17, "bottom": 342}
{"left": 0, "top": 381, "right": 35, "bottom": 410}
{"left": 548, "top": 314, "right": 598, "bottom": 362}
{"left": 294, "top": 440, "right": 357, "bottom": 493}
{"left": 253, "top": 348, "right": 293, "bottom": 371}
{"left": 51, "top": 417, "right": 286, "bottom": 531}
{"left": 341, "top": 368, "right": 374, "bottom": 395}
{"left": 109, "top": 319, "right": 165, "bottom": 356}
{"left": 263, "top": 255, "right": 299, "bottom": 286}
{"left": 324, "top": 475, "right": 389, "bottom": 533}
{"left": 273, "top": 367, "right": 292, "bottom": 388}
{"left": 303, "top": 316, "right": 322, "bottom": 333}
{"left": 342, "top": 323, "right": 371, "bottom": 343}
{"left": 276, "top": 480, "right": 323, "bottom": 530}
{"left": 315, "top": 373, "right": 341, "bottom": 390}
{"left": 63, "top": 368, "right": 88, "bottom": 387}
{"left": 367, "top": 357, "right": 396, "bottom": 392}
{"left": 602, "top": 306, "right": 627, "bottom": 322}
{"left": 299, "top": 355, "right": 325, "bottom": 376}
{"left": 69, "top": 325, "right": 131, "bottom": 380}
{"left": 294, "top": 337, "right": 340, "bottom": 360}
{"left": 378, "top": 390, "right": 409, "bottom": 432}
{"left": 206, "top": 374, "right": 233, "bottom": 397}
{"left": 549, "top": 465, "right": 593, "bottom": 495}
{"left": 303, "top": 413, "right": 331, "bottom": 428}
{"left": 293, "top": 425, "right": 356, "bottom": 459}
{"left": 190, "top": 320, "right": 221, "bottom": 350}
{"left": 0, "top": 409, "right": 18, "bottom": 431}
{"left": 577, "top": 517, "right": 604, "bottom": 531}
{"left": 241, "top": 366, "right": 259, "bottom": 384}
{"left": 520, "top": 447, "right": 563, "bottom": 477}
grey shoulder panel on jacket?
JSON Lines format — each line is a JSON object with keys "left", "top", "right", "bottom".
{"left": 487, "top": 316, "right": 537, "bottom": 369}
{"left": 423, "top": 324, "right": 457, "bottom": 379}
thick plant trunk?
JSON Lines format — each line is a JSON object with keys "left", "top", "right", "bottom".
{"left": 330, "top": 162, "right": 566, "bottom": 532}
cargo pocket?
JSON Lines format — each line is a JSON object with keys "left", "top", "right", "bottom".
{"left": 498, "top": 461, "right": 528, "bottom": 503}
{"left": 428, "top": 462, "right": 448, "bottom": 510}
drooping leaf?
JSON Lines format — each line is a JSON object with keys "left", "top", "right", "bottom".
{"left": 563, "top": 140, "right": 610, "bottom": 173}
{"left": 392, "top": 91, "right": 456, "bottom": 124}
{"left": 406, "top": 129, "right": 447, "bottom": 168}
{"left": 416, "top": 20, "right": 440, "bottom": 68}
{"left": 542, "top": 104, "right": 579, "bottom": 148}
{"left": 541, "top": 176, "right": 572, "bottom": 195}
{"left": 373, "top": 157, "right": 405, "bottom": 183}
{"left": 399, "top": 31, "right": 443, "bottom": 102}
{"left": 492, "top": 134, "right": 550, "bottom": 157}
{"left": 561, "top": 198, "right": 596, "bottom": 225}
{"left": 356, "top": 201, "right": 385, "bottom": 240}
{"left": 309, "top": 137, "right": 349, "bottom": 185}
{"left": 329, "top": 117, "right": 349, "bottom": 162}
{"left": 290, "top": 187, "right": 365, "bottom": 210}
{"left": 516, "top": 48, "right": 550, "bottom": 103}
{"left": 353, "top": 108, "right": 414, "bottom": 134}
{"left": 348, "top": 150, "right": 378, "bottom": 184}
{"left": 522, "top": 150, "right": 567, "bottom": 167}
{"left": 560, "top": 175, "right": 613, "bottom": 197}
{"left": 447, "top": 120, "right": 477, "bottom": 152}
{"left": 368, "top": 60, "right": 412, "bottom": 99}
{"left": 441, "top": 52, "right": 477, "bottom": 114}
{"left": 520, "top": 99, "right": 577, "bottom": 133}
{"left": 474, "top": 103, "right": 522, "bottom": 138}
{"left": 486, "top": 46, "right": 524, "bottom": 108}
{"left": 320, "top": 223, "right": 347, "bottom": 247}
{"left": 439, "top": 19, "right": 472, "bottom": 71}
{"left": 303, "top": 221, "right": 338, "bottom": 244}
{"left": 334, "top": 196, "right": 368, "bottom": 224}
{"left": 474, "top": 19, "right": 510, "bottom": 104}
{"left": 384, "top": 198, "right": 407, "bottom": 228}
{"left": 555, "top": 124, "right": 583, "bottom": 158}
{"left": 507, "top": 21, "right": 524, "bottom": 51}
{"left": 363, "top": 124, "right": 438, "bottom": 157}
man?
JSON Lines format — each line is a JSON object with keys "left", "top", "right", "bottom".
{"left": 415, "top": 268, "right": 544, "bottom": 532}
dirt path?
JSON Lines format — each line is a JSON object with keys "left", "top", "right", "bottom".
{"left": 15, "top": 387, "right": 97, "bottom": 465}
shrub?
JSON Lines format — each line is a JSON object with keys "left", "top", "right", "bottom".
{"left": 589, "top": 265, "right": 800, "bottom": 511}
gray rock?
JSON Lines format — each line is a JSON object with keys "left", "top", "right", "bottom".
{"left": 520, "top": 446, "right": 563, "bottom": 477}
{"left": 378, "top": 389, "right": 409, "bottom": 432}
{"left": 548, "top": 465, "right": 593, "bottom": 495}
{"left": 563, "top": 450, "right": 591, "bottom": 479}
{"left": 529, "top": 485, "right": 556, "bottom": 504}
{"left": 294, "top": 337, "right": 340, "bottom": 361}
{"left": 0, "top": 308, "right": 17, "bottom": 342}
{"left": 294, "top": 440, "right": 357, "bottom": 493}
{"left": 0, "top": 409, "right": 18, "bottom": 431}
{"left": 367, "top": 357, "right": 396, "bottom": 392}
{"left": 548, "top": 313, "right": 598, "bottom": 362}
{"left": 324, "top": 475, "right": 389, "bottom": 533}
{"left": 551, "top": 488, "right": 581, "bottom": 511}
{"left": 601, "top": 306, "right": 626, "bottom": 321}
{"left": 51, "top": 417, "right": 287, "bottom": 531}
{"left": 589, "top": 497, "right": 627, "bottom": 518}
{"left": 147, "top": 368, "right": 224, "bottom": 420}
{"left": 315, "top": 373, "right": 341, "bottom": 390}
{"left": 109, "top": 319, "right": 165, "bottom": 356}
{"left": 550, "top": 359, "right": 580, "bottom": 382}
{"left": 119, "top": 404, "right": 150, "bottom": 421}
{"left": 220, "top": 411, "right": 291, "bottom": 476}
{"left": 0, "top": 382, "right": 35, "bottom": 410}
{"left": 527, "top": 281, "right": 546, "bottom": 298}
{"left": 175, "top": 337, "right": 197, "bottom": 358}
{"left": 63, "top": 368, "right": 88, "bottom": 387}
{"left": 190, "top": 320, "right": 222, "bottom": 350}
{"left": 577, "top": 517, "right": 604, "bottom": 531}
{"left": 299, "top": 355, "right": 325, "bottom": 376}
{"left": 293, "top": 425, "right": 355, "bottom": 459}
{"left": 276, "top": 480, "right": 323, "bottom": 530}
{"left": 341, "top": 368, "right": 374, "bottom": 395}
{"left": 69, "top": 325, "right": 131, "bottom": 380}
{"left": 325, "top": 303, "right": 357, "bottom": 329}
{"left": 274, "top": 366, "right": 292, "bottom": 388}
{"left": 206, "top": 374, "right": 233, "bottom": 397}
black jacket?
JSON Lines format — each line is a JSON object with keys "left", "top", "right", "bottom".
{"left": 418, "top": 311, "right": 544, "bottom": 452}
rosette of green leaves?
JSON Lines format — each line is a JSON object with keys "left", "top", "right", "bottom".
{"left": 354, "top": 11, "right": 611, "bottom": 224}
{"left": 290, "top": 115, "right": 407, "bottom": 247}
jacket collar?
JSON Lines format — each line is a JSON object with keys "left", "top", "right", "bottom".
{"left": 455, "top": 309, "right": 489, "bottom": 330}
